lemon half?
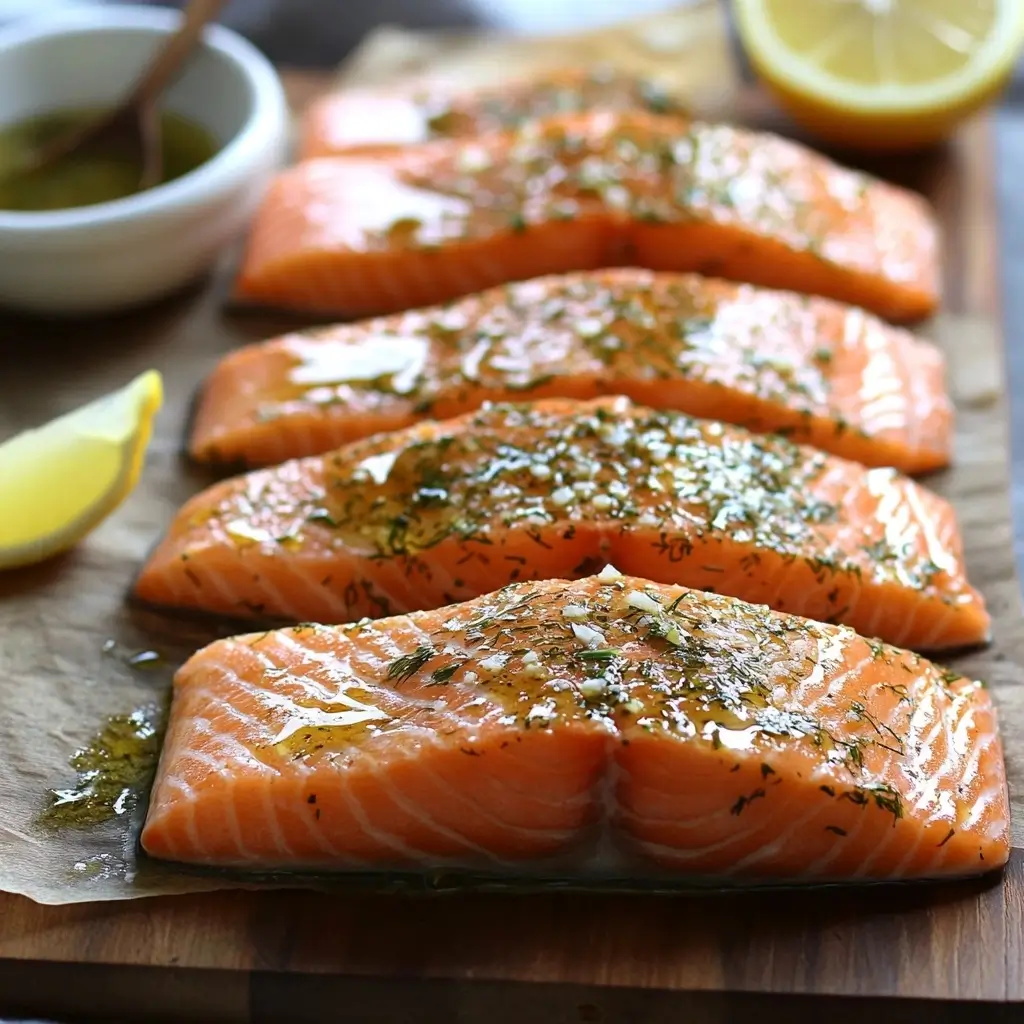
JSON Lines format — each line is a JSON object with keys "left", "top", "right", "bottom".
{"left": 734, "top": 0, "right": 1024, "bottom": 151}
{"left": 0, "top": 370, "right": 163, "bottom": 570}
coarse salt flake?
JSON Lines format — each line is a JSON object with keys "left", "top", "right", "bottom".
{"left": 527, "top": 703, "right": 556, "bottom": 723}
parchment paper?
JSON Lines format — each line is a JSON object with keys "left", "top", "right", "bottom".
{"left": 1, "top": 2, "right": 1021, "bottom": 905}
{"left": 328, "top": 1, "right": 737, "bottom": 114}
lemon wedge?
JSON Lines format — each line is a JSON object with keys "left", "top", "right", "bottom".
{"left": 734, "top": 0, "right": 1024, "bottom": 151}
{"left": 0, "top": 370, "right": 163, "bottom": 570}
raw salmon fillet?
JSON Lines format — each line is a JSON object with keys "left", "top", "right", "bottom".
{"left": 140, "top": 573, "right": 1010, "bottom": 880}
{"left": 136, "top": 397, "right": 988, "bottom": 650}
{"left": 299, "top": 67, "right": 688, "bottom": 158}
{"left": 236, "top": 111, "right": 939, "bottom": 322}
{"left": 195, "top": 269, "right": 951, "bottom": 472}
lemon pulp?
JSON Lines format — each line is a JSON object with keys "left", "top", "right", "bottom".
{"left": 0, "top": 370, "right": 163, "bottom": 569}
{"left": 735, "top": 0, "right": 1024, "bottom": 150}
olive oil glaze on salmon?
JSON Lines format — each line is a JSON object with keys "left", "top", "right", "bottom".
{"left": 135, "top": 397, "right": 987, "bottom": 651}
{"left": 139, "top": 573, "right": 1009, "bottom": 880}
{"left": 195, "top": 269, "right": 950, "bottom": 472}
{"left": 235, "top": 111, "right": 939, "bottom": 322}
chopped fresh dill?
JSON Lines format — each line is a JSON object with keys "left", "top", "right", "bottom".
{"left": 387, "top": 644, "right": 436, "bottom": 683}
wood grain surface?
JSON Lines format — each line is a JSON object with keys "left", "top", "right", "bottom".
{"left": 0, "top": 70, "right": 1022, "bottom": 1021}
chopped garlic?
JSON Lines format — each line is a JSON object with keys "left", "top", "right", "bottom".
{"left": 578, "top": 679, "right": 607, "bottom": 699}
{"left": 562, "top": 604, "right": 589, "bottom": 620}
{"left": 571, "top": 622, "right": 606, "bottom": 647}
{"left": 550, "top": 486, "right": 574, "bottom": 506}
{"left": 575, "top": 318, "right": 604, "bottom": 339}
{"left": 522, "top": 651, "right": 540, "bottom": 665}
{"left": 457, "top": 144, "right": 492, "bottom": 173}
{"left": 530, "top": 462, "right": 552, "bottom": 480}
{"left": 603, "top": 184, "right": 630, "bottom": 209}
{"left": 647, "top": 442, "right": 673, "bottom": 464}
{"left": 627, "top": 590, "right": 661, "bottom": 614}
{"left": 591, "top": 493, "right": 614, "bottom": 511}
{"left": 672, "top": 139, "right": 694, "bottom": 165}
{"left": 597, "top": 564, "right": 623, "bottom": 580}
{"left": 598, "top": 423, "right": 630, "bottom": 446}
{"left": 464, "top": 671, "right": 479, "bottom": 683}
{"left": 225, "top": 520, "right": 273, "bottom": 545}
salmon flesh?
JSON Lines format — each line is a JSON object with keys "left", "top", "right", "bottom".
{"left": 299, "top": 67, "right": 689, "bottom": 158}
{"left": 196, "top": 269, "right": 950, "bottom": 472}
{"left": 139, "top": 573, "right": 1009, "bottom": 880}
{"left": 236, "top": 111, "right": 939, "bottom": 322}
{"left": 136, "top": 397, "right": 987, "bottom": 651}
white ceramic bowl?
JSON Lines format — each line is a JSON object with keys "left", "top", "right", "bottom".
{"left": 0, "top": 5, "right": 288, "bottom": 315}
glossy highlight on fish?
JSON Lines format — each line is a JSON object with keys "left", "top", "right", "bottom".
{"left": 135, "top": 397, "right": 987, "bottom": 650}
{"left": 195, "top": 269, "right": 951, "bottom": 472}
{"left": 235, "top": 111, "right": 940, "bottom": 322}
{"left": 299, "top": 67, "right": 688, "bottom": 158}
{"left": 139, "top": 573, "right": 1010, "bottom": 880}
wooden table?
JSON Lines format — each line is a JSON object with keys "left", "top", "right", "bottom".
{"left": 1, "top": 67, "right": 1023, "bottom": 1023}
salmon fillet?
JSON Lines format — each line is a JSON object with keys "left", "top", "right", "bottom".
{"left": 196, "top": 269, "right": 951, "bottom": 473}
{"left": 235, "top": 111, "right": 939, "bottom": 322}
{"left": 139, "top": 572, "right": 1010, "bottom": 880}
{"left": 136, "top": 397, "right": 987, "bottom": 651}
{"left": 299, "top": 67, "right": 688, "bottom": 158}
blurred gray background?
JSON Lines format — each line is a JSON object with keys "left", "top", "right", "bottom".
{"left": 66, "top": 0, "right": 1024, "bottom": 100}
{"left": 0, "top": 0, "right": 700, "bottom": 61}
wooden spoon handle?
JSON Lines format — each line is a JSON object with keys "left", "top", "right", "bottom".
{"left": 130, "top": 0, "right": 230, "bottom": 108}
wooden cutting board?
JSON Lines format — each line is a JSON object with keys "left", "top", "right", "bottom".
{"left": 0, "top": 72, "right": 1022, "bottom": 1023}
